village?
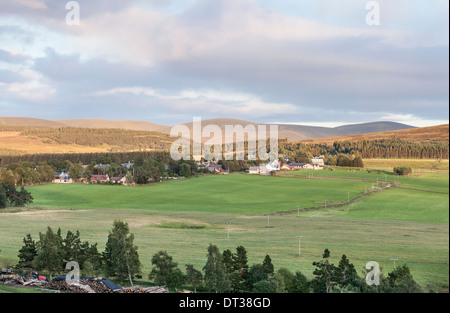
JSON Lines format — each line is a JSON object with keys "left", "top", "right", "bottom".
{"left": 52, "top": 157, "right": 325, "bottom": 184}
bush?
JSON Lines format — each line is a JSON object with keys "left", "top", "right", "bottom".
{"left": 393, "top": 167, "right": 412, "bottom": 176}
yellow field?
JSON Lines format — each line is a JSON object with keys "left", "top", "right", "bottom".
{"left": 0, "top": 131, "right": 113, "bottom": 155}
{"left": 363, "top": 158, "right": 449, "bottom": 171}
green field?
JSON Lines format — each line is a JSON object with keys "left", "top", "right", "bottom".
{"left": 27, "top": 175, "right": 372, "bottom": 214}
{"left": 0, "top": 169, "right": 448, "bottom": 292}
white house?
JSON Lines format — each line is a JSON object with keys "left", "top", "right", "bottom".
{"left": 53, "top": 172, "right": 72, "bottom": 184}
{"left": 312, "top": 158, "right": 325, "bottom": 165}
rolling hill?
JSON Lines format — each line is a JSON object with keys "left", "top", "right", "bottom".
{"left": 300, "top": 124, "right": 449, "bottom": 145}
{"left": 0, "top": 117, "right": 416, "bottom": 142}
{"left": 0, "top": 117, "right": 67, "bottom": 128}
{"left": 54, "top": 119, "right": 171, "bottom": 134}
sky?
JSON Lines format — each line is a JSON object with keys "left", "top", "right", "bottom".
{"left": 0, "top": 0, "right": 448, "bottom": 127}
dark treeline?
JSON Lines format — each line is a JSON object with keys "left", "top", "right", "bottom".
{"left": 281, "top": 139, "right": 449, "bottom": 160}
{"left": 0, "top": 151, "right": 172, "bottom": 168}
{"left": 1, "top": 138, "right": 447, "bottom": 169}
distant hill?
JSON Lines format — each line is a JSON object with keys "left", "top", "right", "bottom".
{"left": 301, "top": 124, "right": 449, "bottom": 145}
{"left": 54, "top": 119, "right": 171, "bottom": 134}
{"left": 0, "top": 117, "right": 67, "bottom": 128}
{"left": 0, "top": 116, "right": 416, "bottom": 142}
{"left": 181, "top": 119, "right": 415, "bottom": 142}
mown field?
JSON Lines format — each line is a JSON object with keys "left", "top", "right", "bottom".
{"left": 26, "top": 175, "right": 372, "bottom": 214}
{"left": 0, "top": 167, "right": 448, "bottom": 292}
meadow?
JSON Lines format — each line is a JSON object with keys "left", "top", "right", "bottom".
{"left": 26, "top": 175, "right": 372, "bottom": 214}
{"left": 0, "top": 167, "right": 448, "bottom": 292}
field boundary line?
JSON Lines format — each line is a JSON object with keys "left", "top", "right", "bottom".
{"left": 395, "top": 186, "right": 449, "bottom": 194}
{"left": 267, "top": 186, "right": 389, "bottom": 216}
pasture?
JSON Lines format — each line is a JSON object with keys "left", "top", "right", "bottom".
{"left": 0, "top": 168, "right": 448, "bottom": 292}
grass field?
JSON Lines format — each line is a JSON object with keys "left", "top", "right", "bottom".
{"left": 0, "top": 167, "right": 448, "bottom": 292}
{"left": 281, "top": 168, "right": 449, "bottom": 192}
{"left": 27, "top": 175, "right": 373, "bottom": 214}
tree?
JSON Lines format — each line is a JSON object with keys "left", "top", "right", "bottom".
{"left": 149, "top": 251, "right": 179, "bottom": 288}
{"left": 185, "top": 264, "right": 203, "bottom": 293}
{"left": 103, "top": 220, "right": 141, "bottom": 285}
{"left": 311, "top": 249, "right": 337, "bottom": 293}
{"left": 0, "top": 184, "right": 7, "bottom": 208}
{"left": 262, "top": 255, "right": 274, "bottom": 276}
{"left": 387, "top": 264, "right": 422, "bottom": 293}
{"left": 393, "top": 167, "right": 412, "bottom": 176}
{"left": 17, "top": 234, "right": 38, "bottom": 268}
{"left": 277, "top": 268, "right": 309, "bottom": 293}
{"left": 167, "top": 268, "right": 186, "bottom": 291}
{"left": 203, "top": 244, "right": 230, "bottom": 293}
{"left": 335, "top": 254, "right": 358, "bottom": 288}
{"left": 231, "top": 245, "right": 249, "bottom": 291}
{"left": 125, "top": 171, "right": 133, "bottom": 185}
{"left": 35, "top": 227, "right": 64, "bottom": 278}
{"left": 245, "top": 264, "right": 269, "bottom": 291}
{"left": 68, "top": 162, "right": 84, "bottom": 182}
{"left": 16, "top": 186, "right": 33, "bottom": 206}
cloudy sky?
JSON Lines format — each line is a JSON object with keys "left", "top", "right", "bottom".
{"left": 0, "top": 0, "right": 448, "bottom": 127}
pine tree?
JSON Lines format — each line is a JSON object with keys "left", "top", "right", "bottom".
{"left": 335, "top": 254, "right": 358, "bottom": 288}
{"left": 35, "top": 227, "right": 64, "bottom": 278}
{"left": 203, "top": 244, "right": 230, "bottom": 293}
{"left": 17, "top": 234, "right": 37, "bottom": 268}
{"left": 311, "top": 249, "right": 337, "bottom": 293}
{"left": 262, "top": 255, "right": 274, "bottom": 276}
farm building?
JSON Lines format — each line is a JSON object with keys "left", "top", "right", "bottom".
{"left": 53, "top": 172, "right": 72, "bottom": 184}
{"left": 91, "top": 174, "right": 110, "bottom": 183}
{"left": 111, "top": 176, "right": 127, "bottom": 184}
{"left": 207, "top": 164, "right": 223, "bottom": 173}
{"left": 312, "top": 158, "right": 325, "bottom": 165}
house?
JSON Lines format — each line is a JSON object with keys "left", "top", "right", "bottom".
{"left": 288, "top": 163, "right": 324, "bottom": 171}
{"left": 207, "top": 164, "right": 223, "bottom": 173}
{"left": 91, "top": 174, "right": 110, "bottom": 184}
{"left": 288, "top": 163, "right": 306, "bottom": 170}
{"left": 95, "top": 163, "right": 110, "bottom": 170}
{"left": 265, "top": 159, "right": 281, "bottom": 172}
{"left": 122, "top": 161, "right": 134, "bottom": 170}
{"left": 111, "top": 176, "right": 127, "bottom": 184}
{"left": 302, "top": 164, "right": 315, "bottom": 170}
{"left": 312, "top": 158, "right": 325, "bottom": 165}
{"left": 248, "top": 165, "right": 271, "bottom": 175}
{"left": 249, "top": 166, "right": 261, "bottom": 174}
{"left": 280, "top": 164, "right": 291, "bottom": 171}
{"left": 53, "top": 172, "right": 72, "bottom": 184}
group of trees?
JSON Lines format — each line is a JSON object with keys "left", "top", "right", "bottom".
{"left": 325, "top": 154, "right": 364, "bottom": 168}
{"left": 17, "top": 221, "right": 138, "bottom": 282}
{"left": 279, "top": 139, "right": 448, "bottom": 162}
{"left": 0, "top": 183, "right": 33, "bottom": 208}
{"left": 0, "top": 156, "right": 205, "bottom": 186}
{"left": 393, "top": 167, "right": 413, "bottom": 176}
{"left": 311, "top": 249, "right": 422, "bottom": 293}
{"left": 16, "top": 222, "right": 422, "bottom": 293}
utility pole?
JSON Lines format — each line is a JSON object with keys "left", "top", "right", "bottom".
{"left": 227, "top": 222, "right": 231, "bottom": 239}
{"left": 390, "top": 258, "right": 399, "bottom": 270}
{"left": 296, "top": 236, "right": 304, "bottom": 256}
{"left": 267, "top": 214, "right": 270, "bottom": 228}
